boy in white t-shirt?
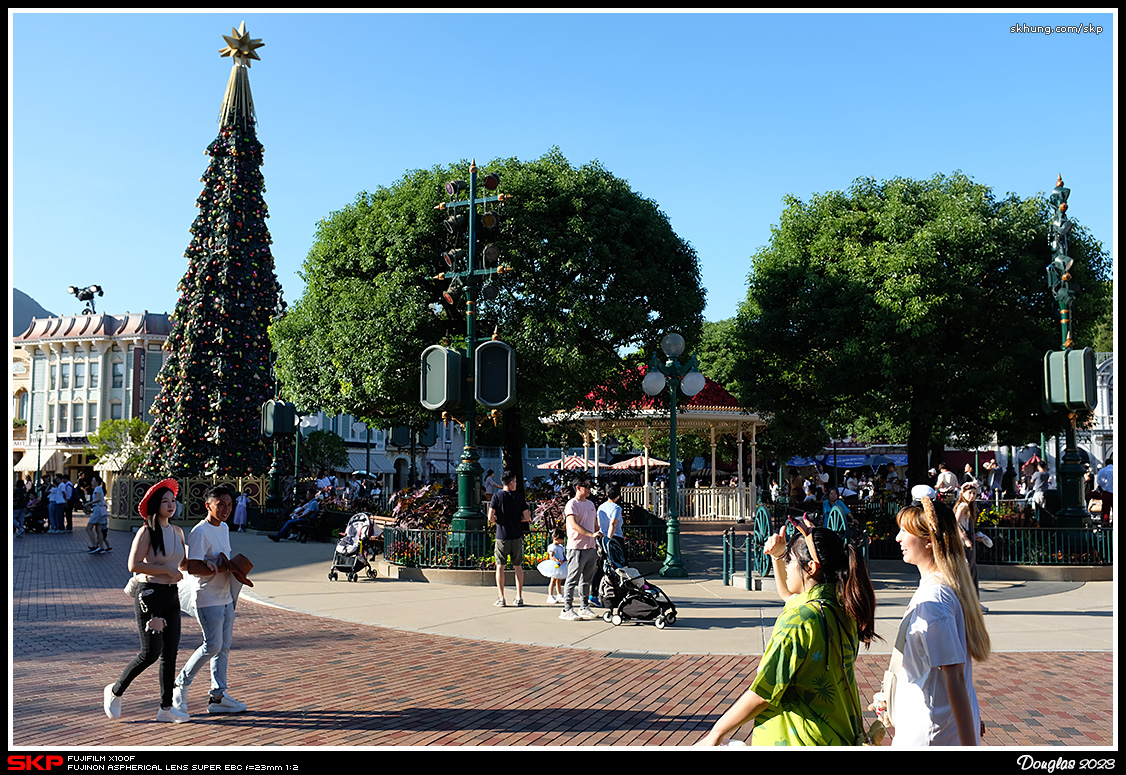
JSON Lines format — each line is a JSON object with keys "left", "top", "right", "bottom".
{"left": 173, "top": 484, "right": 247, "bottom": 716}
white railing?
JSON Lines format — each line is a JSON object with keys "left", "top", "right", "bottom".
{"left": 620, "top": 485, "right": 758, "bottom": 521}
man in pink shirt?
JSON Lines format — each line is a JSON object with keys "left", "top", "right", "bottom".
{"left": 560, "top": 480, "right": 602, "bottom": 621}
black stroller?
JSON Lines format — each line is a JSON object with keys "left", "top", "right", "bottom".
{"left": 22, "top": 494, "right": 49, "bottom": 534}
{"left": 328, "top": 513, "right": 380, "bottom": 582}
{"left": 596, "top": 537, "right": 678, "bottom": 629}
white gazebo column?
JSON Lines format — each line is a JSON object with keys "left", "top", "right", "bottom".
{"left": 644, "top": 425, "right": 651, "bottom": 511}
{"left": 737, "top": 425, "right": 746, "bottom": 523}
{"left": 593, "top": 423, "right": 601, "bottom": 483}
{"left": 582, "top": 432, "right": 591, "bottom": 473}
{"left": 750, "top": 423, "right": 758, "bottom": 515}
{"left": 710, "top": 425, "right": 717, "bottom": 489}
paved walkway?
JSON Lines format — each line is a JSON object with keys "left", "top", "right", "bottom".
{"left": 8, "top": 522, "right": 1117, "bottom": 748}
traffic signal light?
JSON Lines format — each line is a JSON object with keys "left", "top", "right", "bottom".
{"left": 261, "top": 399, "right": 297, "bottom": 438}
{"left": 421, "top": 344, "right": 464, "bottom": 411}
{"left": 475, "top": 339, "right": 516, "bottom": 410}
{"left": 443, "top": 212, "right": 468, "bottom": 235}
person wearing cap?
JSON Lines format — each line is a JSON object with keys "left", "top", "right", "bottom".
{"left": 104, "top": 478, "right": 190, "bottom": 723}
{"left": 172, "top": 483, "right": 248, "bottom": 716}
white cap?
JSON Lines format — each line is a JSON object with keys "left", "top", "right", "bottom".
{"left": 911, "top": 484, "right": 936, "bottom": 502}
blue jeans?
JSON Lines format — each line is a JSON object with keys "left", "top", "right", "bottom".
{"left": 176, "top": 602, "right": 235, "bottom": 698}
{"left": 47, "top": 502, "right": 62, "bottom": 531}
{"left": 275, "top": 516, "right": 311, "bottom": 539}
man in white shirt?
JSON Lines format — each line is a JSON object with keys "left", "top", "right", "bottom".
{"left": 173, "top": 484, "right": 247, "bottom": 716}
{"left": 935, "top": 463, "right": 958, "bottom": 497}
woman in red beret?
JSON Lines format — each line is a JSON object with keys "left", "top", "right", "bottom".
{"left": 103, "top": 479, "right": 191, "bottom": 723}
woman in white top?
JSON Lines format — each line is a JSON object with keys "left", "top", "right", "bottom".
{"left": 878, "top": 486, "right": 990, "bottom": 746}
{"left": 104, "top": 479, "right": 190, "bottom": 723}
{"left": 85, "top": 475, "right": 110, "bottom": 554}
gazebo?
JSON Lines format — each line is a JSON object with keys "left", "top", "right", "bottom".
{"left": 541, "top": 366, "right": 766, "bottom": 520}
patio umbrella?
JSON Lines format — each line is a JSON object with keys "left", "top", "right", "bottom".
{"left": 536, "top": 455, "right": 603, "bottom": 470}
{"left": 608, "top": 454, "right": 670, "bottom": 470}
{"left": 863, "top": 455, "right": 896, "bottom": 467}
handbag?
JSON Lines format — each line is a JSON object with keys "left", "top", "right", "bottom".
{"left": 1088, "top": 498, "right": 1103, "bottom": 515}
{"left": 123, "top": 575, "right": 140, "bottom": 597}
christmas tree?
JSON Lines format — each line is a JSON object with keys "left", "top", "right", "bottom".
{"left": 138, "top": 22, "right": 281, "bottom": 478}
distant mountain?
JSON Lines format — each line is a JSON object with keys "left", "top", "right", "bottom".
{"left": 12, "top": 289, "right": 55, "bottom": 338}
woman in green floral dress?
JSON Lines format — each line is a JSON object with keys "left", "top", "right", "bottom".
{"left": 698, "top": 519, "right": 879, "bottom": 746}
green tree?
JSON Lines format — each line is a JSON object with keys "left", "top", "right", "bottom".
{"left": 696, "top": 318, "right": 740, "bottom": 394}
{"left": 299, "top": 429, "right": 349, "bottom": 476}
{"left": 87, "top": 418, "right": 152, "bottom": 475}
{"left": 733, "top": 172, "right": 1111, "bottom": 484}
{"left": 271, "top": 149, "right": 705, "bottom": 484}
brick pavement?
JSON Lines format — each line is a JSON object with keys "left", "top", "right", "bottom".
{"left": 9, "top": 525, "right": 1116, "bottom": 748}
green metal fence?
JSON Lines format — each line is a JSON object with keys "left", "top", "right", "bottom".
{"left": 383, "top": 524, "right": 667, "bottom": 570}
{"left": 754, "top": 499, "right": 1113, "bottom": 568}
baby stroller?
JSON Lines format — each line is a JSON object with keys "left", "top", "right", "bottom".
{"left": 328, "top": 513, "right": 380, "bottom": 582}
{"left": 596, "top": 538, "right": 678, "bottom": 629}
{"left": 22, "top": 495, "right": 48, "bottom": 534}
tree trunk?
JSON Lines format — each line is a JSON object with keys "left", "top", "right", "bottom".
{"left": 501, "top": 407, "right": 525, "bottom": 493}
{"left": 906, "top": 414, "right": 933, "bottom": 490}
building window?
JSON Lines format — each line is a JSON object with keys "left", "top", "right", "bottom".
{"left": 74, "top": 362, "right": 85, "bottom": 389}
{"left": 72, "top": 403, "right": 84, "bottom": 433}
{"left": 48, "top": 407, "right": 54, "bottom": 434}
{"left": 110, "top": 403, "right": 123, "bottom": 420}
{"left": 18, "top": 392, "right": 28, "bottom": 421}
{"left": 89, "top": 362, "right": 99, "bottom": 389}
{"left": 88, "top": 403, "right": 98, "bottom": 434}
{"left": 59, "top": 404, "right": 68, "bottom": 433}
{"left": 112, "top": 362, "right": 124, "bottom": 389}
{"left": 60, "top": 363, "right": 70, "bottom": 389}
{"left": 50, "top": 365, "right": 57, "bottom": 390}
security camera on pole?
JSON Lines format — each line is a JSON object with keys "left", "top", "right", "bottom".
{"left": 420, "top": 161, "right": 516, "bottom": 550}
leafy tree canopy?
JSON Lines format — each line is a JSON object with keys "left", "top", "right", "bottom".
{"left": 733, "top": 171, "right": 1111, "bottom": 481}
{"left": 271, "top": 149, "right": 705, "bottom": 481}
{"left": 87, "top": 418, "right": 151, "bottom": 475}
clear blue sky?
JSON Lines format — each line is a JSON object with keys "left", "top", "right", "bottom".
{"left": 9, "top": 10, "right": 1117, "bottom": 332}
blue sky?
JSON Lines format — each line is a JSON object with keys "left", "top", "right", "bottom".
{"left": 9, "top": 10, "right": 1118, "bottom": 332}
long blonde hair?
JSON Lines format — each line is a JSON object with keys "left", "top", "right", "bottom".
{"left": 897, "top": 497, "right": 991, "bottom": 662}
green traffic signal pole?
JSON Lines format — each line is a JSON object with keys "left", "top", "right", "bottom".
{"left": 438, "top": 161, "right": 509, "bottom": 543}
{"left": 1046, "top": 176, "right": 1086, "bottom": 524}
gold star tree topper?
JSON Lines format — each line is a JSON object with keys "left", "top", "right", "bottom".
{"left": 219, "top": 21, "right": 264, "bottom": 67}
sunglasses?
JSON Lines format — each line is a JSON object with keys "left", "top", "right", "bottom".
{"left": 786, "top": 514, "right": 821, "bottom": 566}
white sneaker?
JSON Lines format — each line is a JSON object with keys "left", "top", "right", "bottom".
{"left": 103, "top": 684, "right": 121, "bottom": 720}
{"left": 577, "top": 607, "right": 599, "bottom": 620}
{"left": 156, "top": 706, "right": 190, "bottom": 723}
{"left": 207, "top": 691, "right": 247, "bottom": 714}
{"left": 559, "top": 609, "right": 580, "bottom": 621}
{"left": 546, "top": 594, "right": 559, "bottom": 605}
{"left": 172, "top": 686, "right": 187, "bottom": 714}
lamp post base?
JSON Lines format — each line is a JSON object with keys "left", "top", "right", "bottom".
{"left": 660, "top": 518, "right": 688, "bottom": 577}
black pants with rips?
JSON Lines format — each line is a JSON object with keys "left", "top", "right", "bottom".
{"left": 112, "top": 582, "right": 182, "bottom": 709}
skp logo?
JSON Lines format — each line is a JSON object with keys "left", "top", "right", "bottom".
{"left": 7, "top": 756, "right": 64, "bottom": 771}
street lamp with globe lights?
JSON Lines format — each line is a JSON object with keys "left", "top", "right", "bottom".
{"left": 642, "top": 333, "right": 706, "bottom": 577}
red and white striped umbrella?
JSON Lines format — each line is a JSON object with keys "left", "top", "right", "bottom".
{"left": 609, "top": 454, "right": 670, "bottom": 470}
{"left": 536, "top": 455, "right": 604, "bottom": 470}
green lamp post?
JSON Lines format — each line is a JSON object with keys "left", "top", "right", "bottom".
{"left": 642, "top": 333, "right": 706, "bottom": 577}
